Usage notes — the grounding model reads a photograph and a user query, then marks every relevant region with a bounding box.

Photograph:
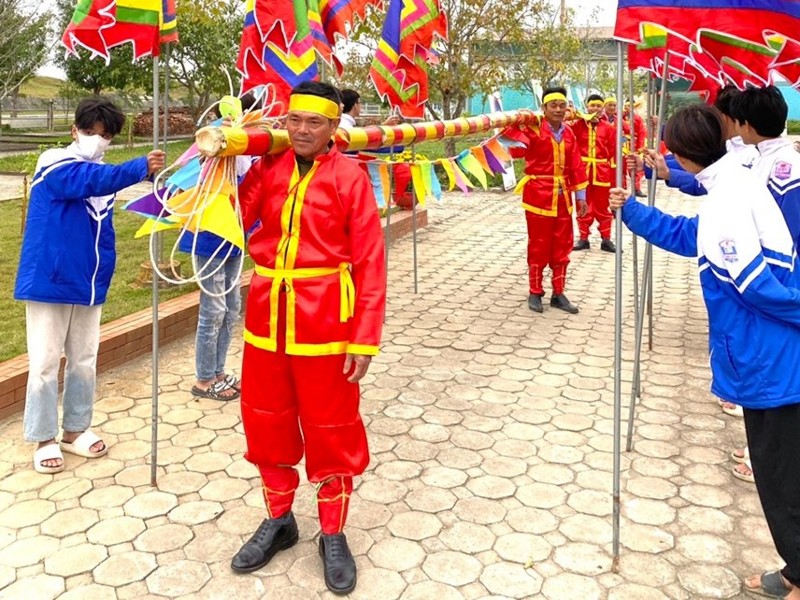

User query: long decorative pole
[626,53,670,452]
[410,140,419,294]
[150,54,161,487]
[612,40,625,572]
[629,67,641,403]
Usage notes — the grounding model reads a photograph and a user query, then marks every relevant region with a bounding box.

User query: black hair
[713,84,740,118]
[341,89,360,114]
[586,93,604,104]
[74,97,125,136]
[729,85,787,137]
[664,103,726,168]
[290,81,343,108]
[542,86,568,103]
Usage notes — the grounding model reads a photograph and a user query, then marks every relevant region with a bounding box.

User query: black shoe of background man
[319,533,357,595]
[600,239,616,253]
[231,512,299,573]
[550,294,579,314]
[528,294,544,313]
[635,189,647,198]
[573,239,590,251]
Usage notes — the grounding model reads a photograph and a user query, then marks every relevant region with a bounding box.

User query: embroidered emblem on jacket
[720,239,738,263]
[774,161,793,181]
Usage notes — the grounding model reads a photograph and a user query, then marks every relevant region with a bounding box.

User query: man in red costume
[606,96,647,197]
[572,93,617,253]
[230,81,385,595]
[503,86,588,314]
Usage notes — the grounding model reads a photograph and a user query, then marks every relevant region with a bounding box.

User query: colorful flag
[369,0,447,118]
[62,0,177,61]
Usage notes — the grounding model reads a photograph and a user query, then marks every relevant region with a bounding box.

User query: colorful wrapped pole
[195,110,539,157]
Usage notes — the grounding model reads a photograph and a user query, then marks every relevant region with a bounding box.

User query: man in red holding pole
[230,81,386,596]
[503,86,589,314]
[572,93,617,253]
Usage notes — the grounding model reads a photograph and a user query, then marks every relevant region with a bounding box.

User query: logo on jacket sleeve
[774,161,793,181]
[719,239,738,262]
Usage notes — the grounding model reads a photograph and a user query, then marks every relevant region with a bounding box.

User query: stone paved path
[0,187,778,599]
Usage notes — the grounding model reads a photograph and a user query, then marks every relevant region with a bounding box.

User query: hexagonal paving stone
[184,452,233,474]
[44,542,107,576]
[198,478,251,502]
[156,470,209,495]
[398,580,466,600]
[80,485,135,509]
[124,490,179,518]
[93,551,157,586]
[0,470,54,493]
[134,523,194,553]
[146,559,211,596]
[57,584,117,600]
[368,537,426,571]
[41,507,98,537]
[0,573,64,600]
[495,532,553,564]
[480,562,542,599]
[87,516,146,545]
[405,487,457,513]
[553,542,613,576]
[0,535,60,568]
[168,500,224,525]
[387,512,443,541]
[422,550,482,587]
[0,498,56,527]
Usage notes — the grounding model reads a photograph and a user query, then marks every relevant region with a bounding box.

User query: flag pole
[612,39,625,572]
[628,65,641,404]
[626,53,670,452]
[150,53,161,487]
[411,138,419,294]
[385,149,395,288]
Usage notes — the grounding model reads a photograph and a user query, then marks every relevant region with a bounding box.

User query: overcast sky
[37,0,617,79]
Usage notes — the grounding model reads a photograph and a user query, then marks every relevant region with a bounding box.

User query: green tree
[168,0,244,119]
[0,0,53,103]
[55,0,153,95]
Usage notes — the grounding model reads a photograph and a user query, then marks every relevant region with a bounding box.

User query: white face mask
[75,132,111,161]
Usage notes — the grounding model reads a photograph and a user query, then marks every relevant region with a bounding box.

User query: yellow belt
[581,157,608,163]
[254,263,355,323]
[514,174,565,195]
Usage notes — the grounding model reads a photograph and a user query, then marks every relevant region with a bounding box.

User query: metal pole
[628,66,641,403]
[150,54,161,487]
[411,141,419,294]
[626,53,670,452]
[612,40,625,572]
[385,150,395,287]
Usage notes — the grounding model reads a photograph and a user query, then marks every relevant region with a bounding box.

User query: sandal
[34,443,65,474]
[221,374,241,393]
[731,447,749,464]
[719,400,743,417]
[744,570,791,598]
[60,430,108,458]
[191,379,240,401]
[733,460,755,484]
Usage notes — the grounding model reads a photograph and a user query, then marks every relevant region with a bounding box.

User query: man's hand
[343,354,373,383]
[643,149,670,180]
[146,150,166,177]
[609,187,628,211]
[625,154,643,174]
[576,200,589,217]
[382,115,401,126]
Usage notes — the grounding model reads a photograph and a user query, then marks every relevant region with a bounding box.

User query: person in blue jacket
[15,97,165,474]
[610,103,800,600]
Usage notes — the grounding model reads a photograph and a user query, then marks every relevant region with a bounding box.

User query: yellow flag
[410,163,427,207]
[189,192,245,249]
[459,153,488,189]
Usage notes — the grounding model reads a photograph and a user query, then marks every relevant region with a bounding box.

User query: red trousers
[525,208,572,296]
[240,295,369,534]
[577,184,612,240]
[635,169,644,191]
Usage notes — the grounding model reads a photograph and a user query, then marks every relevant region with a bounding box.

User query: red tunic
[238,145,385,356]
[502,118,588,217]
[570,116,617,187]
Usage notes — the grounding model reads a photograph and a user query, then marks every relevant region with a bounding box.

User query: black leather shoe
[231,512,299,573]
[528,294,543,313]
[600,239,616,253]
[573,239,590,251]
[319,533,357,595]
[635,189,646,198]
[550,294,579,314]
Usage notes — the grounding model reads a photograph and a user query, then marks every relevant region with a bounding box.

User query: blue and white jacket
[14,144,149,306]
[752,137,800,245]
[621,157,800,409]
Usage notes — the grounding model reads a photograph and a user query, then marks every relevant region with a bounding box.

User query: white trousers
[23,301,102,442]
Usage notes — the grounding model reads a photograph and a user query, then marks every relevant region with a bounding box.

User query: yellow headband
[542,92,567,105]
[288,94,340,119]
[587,101,604,109]
[604,97,617,105]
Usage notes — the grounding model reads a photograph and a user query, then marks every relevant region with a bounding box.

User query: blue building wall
[777,83,800,120]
